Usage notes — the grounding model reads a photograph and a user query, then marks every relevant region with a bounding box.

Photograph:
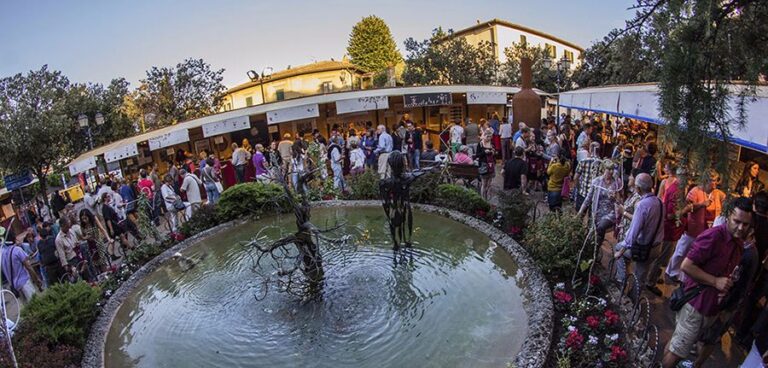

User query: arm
[21,254,42,288]
[681,257,733,292]
[94,216,112,242]
[578,183,596,216]
[55,237,68,268]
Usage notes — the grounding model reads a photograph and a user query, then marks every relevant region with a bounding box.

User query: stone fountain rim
[83,200,553,368]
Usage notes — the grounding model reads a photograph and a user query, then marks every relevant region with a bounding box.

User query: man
[1,228,42,303]
[179,169,202,218]
[613,173,664,293]
[662,197,753,368]
[231,142,250,183]
[665,172,718,284]
[573,142,602,209]
[734,190,768,348]
[421,141,438,162]
[464,118,480,155]
[277,133,294,172]
[54,217,82,280]
[503,146,528,192]
[512,122,527,144]
[407,123,423,170]
[499,117,513,162]
[514,127,531,151]
[449,120,465,153]
[373,125,393,179]
[37,223,65,286]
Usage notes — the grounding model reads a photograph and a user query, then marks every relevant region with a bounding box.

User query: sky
[1,0,636,89]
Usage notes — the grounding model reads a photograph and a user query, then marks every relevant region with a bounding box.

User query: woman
[161,174,184,232]
[475,135,496,200]
[349,141,366,176]
[100,193,132,256]
[578,159,622,251]
[361,128,377,169]
[328,137,345,190]
[546,154,571,211]
[735,161,765,198]
[291,144,309,193]
[201,157,222,204]
[265,141,283,179]
[78,209,112,272]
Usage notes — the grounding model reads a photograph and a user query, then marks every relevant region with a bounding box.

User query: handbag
[630,197,663,262]
[669,285,704,312]
[478,163,489,176]
[173,198,185,211]
[561,176,571,197]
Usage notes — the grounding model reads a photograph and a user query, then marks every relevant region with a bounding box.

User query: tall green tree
[499,42,574,92]
[402,28,499,85]
[0,66,72,206]
[134,58,226,129]
[347,15,402,73]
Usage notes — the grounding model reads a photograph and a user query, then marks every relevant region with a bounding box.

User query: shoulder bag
[669,285,704,312]
[631,197,663,262]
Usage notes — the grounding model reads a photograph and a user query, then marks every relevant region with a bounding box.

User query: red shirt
[683,224,743,316]
[137,178,154,200]
[663,180,684,241]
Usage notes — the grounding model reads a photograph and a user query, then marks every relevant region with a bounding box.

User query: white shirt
[161,184,178,210]
[499,123,513,139]
[180,174,202,204]
[515,136,527,149]
[450,125,464,144]
[350,148,365,169]
[232,148,250,166]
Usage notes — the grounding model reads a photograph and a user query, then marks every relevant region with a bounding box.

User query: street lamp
[543,56,571,124]
[78,112,106,150]
[247,67,273,105]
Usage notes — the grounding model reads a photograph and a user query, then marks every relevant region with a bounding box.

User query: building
[222,59,369,111]
[448,19,584,69]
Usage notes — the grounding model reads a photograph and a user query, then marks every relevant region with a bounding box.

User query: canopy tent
[68,84,550,174]
[559,83,768,153]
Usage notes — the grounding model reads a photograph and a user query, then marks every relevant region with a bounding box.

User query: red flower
[604,309,620,326]
[565,329,584,349]
[609,345,627,362]
[475,209,487,218]
[508,225,522,235]
[589,274,601,286]
[586,315,601,329]
[322,194,334,200]
[554,291,573,304]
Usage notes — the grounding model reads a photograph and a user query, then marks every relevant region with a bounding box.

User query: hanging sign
[104,143,139,163]
[148,129,190,151]
[202,115,250,137]
[336,96,389,114]
[267,104,319,125]
[69,156,97,176]
[3,170,34,191]
[403,92,452,108]
[467,91,507,105]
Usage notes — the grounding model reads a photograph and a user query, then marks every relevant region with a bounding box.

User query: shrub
[497,189,536,238]
[217,182,289,221]
[5,329,81,368]
[523,209,588,279]
[409,171,442,203]
[180,204,223,237]
[345,168,380,200]
[434,184,490,215]
[20,282,101,347]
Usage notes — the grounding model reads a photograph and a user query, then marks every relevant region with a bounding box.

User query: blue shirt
[1,244,30,291]
[120,184,135,204]
[375,132,393,154]
[513,129,523,143]
[490,119,500,134]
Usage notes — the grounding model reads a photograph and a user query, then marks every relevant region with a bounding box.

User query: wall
[495,26,582,68]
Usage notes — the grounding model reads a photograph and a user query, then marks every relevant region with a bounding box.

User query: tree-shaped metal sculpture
[379,151,431,250]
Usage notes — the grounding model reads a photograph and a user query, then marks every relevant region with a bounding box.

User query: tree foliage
[133,58,226,129]
[0,65,72,204]
[499,42,574,92]
[402,28,499,85]
[347,15,402,73]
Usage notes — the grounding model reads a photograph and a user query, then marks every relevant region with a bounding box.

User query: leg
[613,243,628,283]
[647,240,674,286]
[412,149,421,170]
[666,233,695,281]
[663,303,707,368]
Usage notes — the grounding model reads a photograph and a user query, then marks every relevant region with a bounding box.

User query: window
[322,81,333,93]
[276,89,285,101]
[545,43,556,59]
[245,96,253,107]
[519,34,527,46]
[564,50,574,63]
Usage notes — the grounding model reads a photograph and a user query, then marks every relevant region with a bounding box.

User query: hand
[616,204,625,215]
[713,276,733,293]
[703,199,712,207]
[614,249,625,259]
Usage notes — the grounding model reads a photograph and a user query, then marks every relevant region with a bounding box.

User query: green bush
[345,168,380,200]
[180,204,223,237]
[523,209,588,279]
[409,171,442,203]
[434,184,490,215]
[497,189,536,237]
[217,182,289,221]
[20,282,101,347]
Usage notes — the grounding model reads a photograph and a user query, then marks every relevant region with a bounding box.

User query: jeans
[204,182,220,204]
[332,164,345,190]
[666,233,696,281]
[594,218,614,252]
[234,165,245,183]
[411,149,421,170]
[501,138,512,162]
[547,191,563,211]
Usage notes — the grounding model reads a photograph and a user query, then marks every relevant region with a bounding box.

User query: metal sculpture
[379,151,431,250]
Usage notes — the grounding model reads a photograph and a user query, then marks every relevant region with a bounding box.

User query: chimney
[521,57,533,90]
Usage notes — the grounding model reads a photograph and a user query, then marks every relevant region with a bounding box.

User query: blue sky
[1,0,636,88]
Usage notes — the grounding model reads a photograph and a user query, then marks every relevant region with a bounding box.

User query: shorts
[668,303,718,358]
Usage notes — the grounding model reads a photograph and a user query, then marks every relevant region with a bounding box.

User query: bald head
[635,173,653,193]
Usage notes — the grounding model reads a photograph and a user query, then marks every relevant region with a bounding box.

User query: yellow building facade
[222,60,368,111]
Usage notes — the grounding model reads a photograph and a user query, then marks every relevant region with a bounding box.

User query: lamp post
[78,112,106,150]
[247,67,273,105]
[543,56,571,124]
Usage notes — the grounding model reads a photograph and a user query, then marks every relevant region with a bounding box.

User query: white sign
[148,129,190,151]
[202,115,250,137]
[104,143,139,163]
[335,96,389,114]
[267,104,319,125]
[467,91,507,105]
[69,156,97,176]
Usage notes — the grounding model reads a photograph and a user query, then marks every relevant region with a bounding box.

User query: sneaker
[646,285,663,297]
[677,360,694,368]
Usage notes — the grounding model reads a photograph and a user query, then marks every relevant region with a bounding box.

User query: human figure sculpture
[379,151,431,250]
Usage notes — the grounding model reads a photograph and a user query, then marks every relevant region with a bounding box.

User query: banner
[3,170,33,191]
[202,115,251,137]
[267,104,319,124]
[69,156,97,176]
[466,91,507,105]
[148,129,190,150]
[336,96,389,114]
[104,143,139,163]
[403,92,452,108]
